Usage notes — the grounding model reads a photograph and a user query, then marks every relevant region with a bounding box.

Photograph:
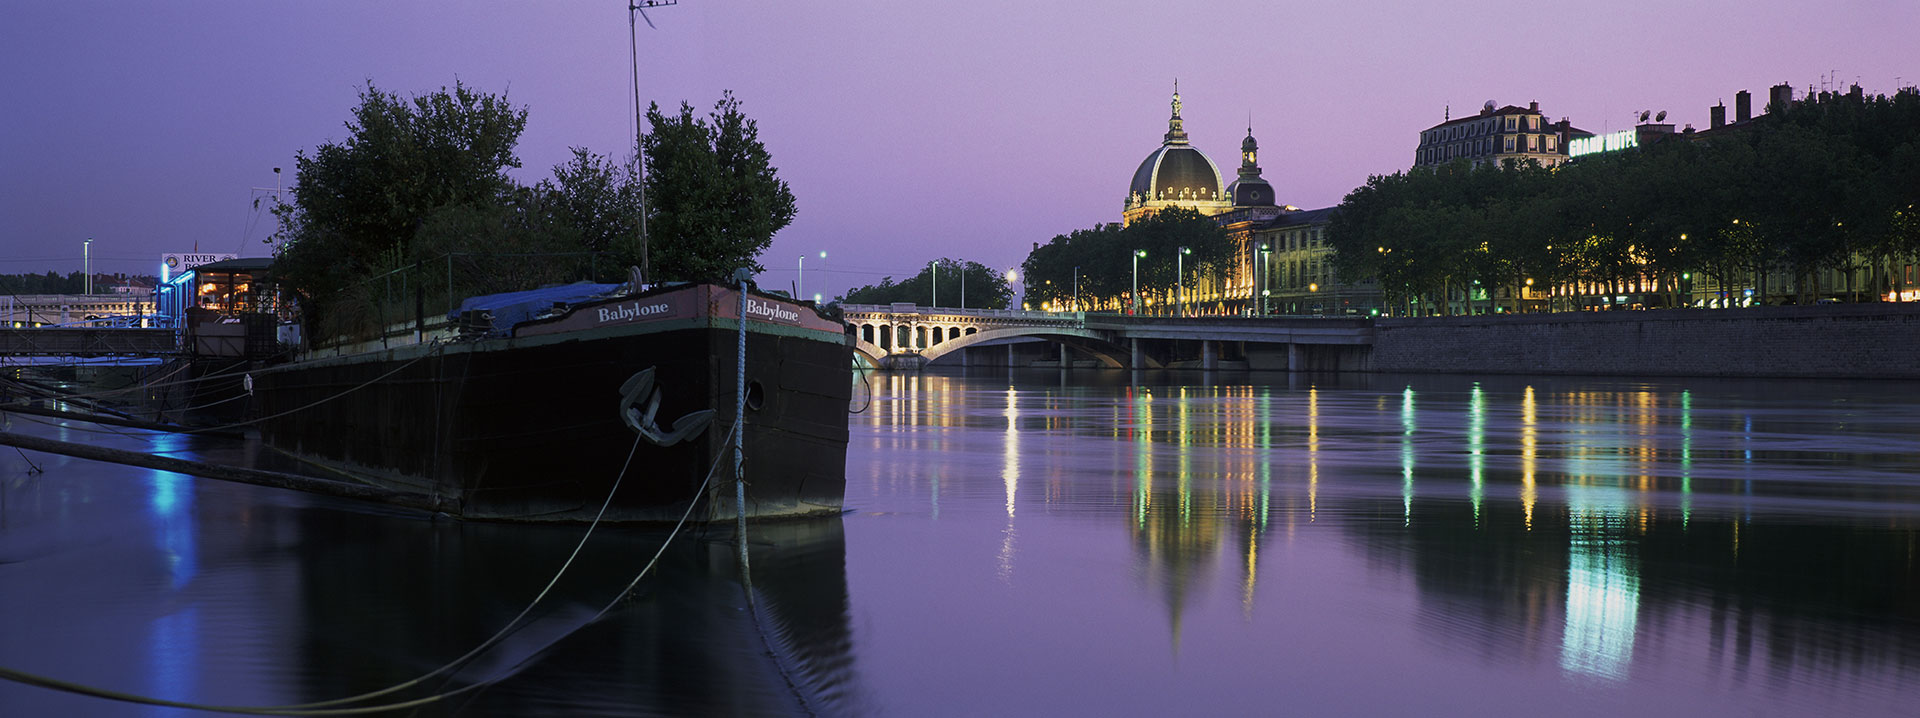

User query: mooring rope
[0,418,740,716]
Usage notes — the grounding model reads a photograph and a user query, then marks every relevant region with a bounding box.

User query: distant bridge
[0,328,180,358]
[839,304,1374,371]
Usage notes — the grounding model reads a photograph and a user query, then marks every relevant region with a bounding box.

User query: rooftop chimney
[1769,83,1794,113]
[1711,102,1726,129]
[1529,100,1539,111]
[1735,90,1752,122]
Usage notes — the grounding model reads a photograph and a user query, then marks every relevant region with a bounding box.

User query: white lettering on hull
[597,302,673,324]
[744,298,801,324]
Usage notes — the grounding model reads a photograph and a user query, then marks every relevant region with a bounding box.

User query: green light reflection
[1469,383,1484,525]
[1560,485,1641,680]
[1401,386,1415,525]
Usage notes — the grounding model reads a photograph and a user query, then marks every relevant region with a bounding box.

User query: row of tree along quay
[270,82,795,342]
[836,259,1015,310]
[1328,88,1920,316]
[1016,207,1231,314]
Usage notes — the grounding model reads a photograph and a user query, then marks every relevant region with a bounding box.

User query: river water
[3,370,1918,716]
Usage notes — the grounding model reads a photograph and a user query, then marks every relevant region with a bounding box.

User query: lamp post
[1257,242,1272,315]
[1177,246,1192,317]
[1072,265,1080,312]
[797,250,825,302]
[1131,249,1146,315]
[1006,269,1019,310]
[84,237,93,295]
[930,260,937,307]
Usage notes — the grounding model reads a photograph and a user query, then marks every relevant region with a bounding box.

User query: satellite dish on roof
[1483,100,1496,112]
[1655,110,1667,122]
[1639,110,1652,122]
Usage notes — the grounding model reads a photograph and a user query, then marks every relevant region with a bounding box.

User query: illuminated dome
[1127,86,1224,203]
[1130,145,1224,202]
[1122,85,1231,226]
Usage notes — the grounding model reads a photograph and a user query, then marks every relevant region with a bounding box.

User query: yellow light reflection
[1307,387,1318,522]
[1522,385,1537,530]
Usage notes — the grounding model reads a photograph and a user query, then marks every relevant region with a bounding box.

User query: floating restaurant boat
[249,279,852,523]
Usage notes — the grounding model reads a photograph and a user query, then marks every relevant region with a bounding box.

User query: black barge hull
[252,285,851,522]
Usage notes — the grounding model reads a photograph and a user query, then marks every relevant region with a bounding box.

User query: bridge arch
[852,340,884,368]
[917,326,1143,368]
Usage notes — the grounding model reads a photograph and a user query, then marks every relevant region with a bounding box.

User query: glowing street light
[797,250,826,303]
[83,237,93,295]
[1131,249,1147,314]
[930,259,938,307]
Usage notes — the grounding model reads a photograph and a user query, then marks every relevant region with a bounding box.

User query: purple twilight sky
[3,1,1915,300]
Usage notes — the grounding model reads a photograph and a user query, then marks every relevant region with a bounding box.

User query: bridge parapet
[837,304,1376,366]
[0,328,180,357]
[839,304,1084,328]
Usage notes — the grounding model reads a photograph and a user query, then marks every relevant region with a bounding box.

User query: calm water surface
[3,370,1918,716]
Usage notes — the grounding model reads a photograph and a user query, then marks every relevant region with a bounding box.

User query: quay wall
[1369,304,1920,379]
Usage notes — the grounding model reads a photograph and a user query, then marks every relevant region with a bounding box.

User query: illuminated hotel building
[1114,87,1381,315]
[1413,101,1589,169]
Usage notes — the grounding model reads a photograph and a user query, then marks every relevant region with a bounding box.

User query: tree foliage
[641,92,797,283]
[1328,88,1920,311]
[1018,207,1231,310]
[539,147,641,256]
[271,82,797,341]
[272,81,530,334]
[839,259,1013,309]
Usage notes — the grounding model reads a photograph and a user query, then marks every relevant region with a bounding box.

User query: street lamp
[1177,246,1192,317]
[798,250,825,302]
[1131,249,1146,315]
[1257,242,1272,315]
[930,260,938,308]
[84,237,93,295]
[1072,265,1080,312]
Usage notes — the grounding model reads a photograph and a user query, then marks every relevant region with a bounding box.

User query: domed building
[1105,86,1379,317]
[1122,86,1240,225]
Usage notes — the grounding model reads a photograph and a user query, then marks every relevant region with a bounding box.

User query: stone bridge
[839,303,1375,371]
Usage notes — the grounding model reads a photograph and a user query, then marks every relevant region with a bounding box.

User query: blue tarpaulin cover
[450,282,622,336]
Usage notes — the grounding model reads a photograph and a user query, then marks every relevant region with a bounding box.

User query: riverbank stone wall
[1370,304,1920,379]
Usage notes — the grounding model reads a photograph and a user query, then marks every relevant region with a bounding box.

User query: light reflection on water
[2,370,1918,716]
[847,370,1920,716]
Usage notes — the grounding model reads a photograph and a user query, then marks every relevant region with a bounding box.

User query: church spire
[1164,80,1190,145]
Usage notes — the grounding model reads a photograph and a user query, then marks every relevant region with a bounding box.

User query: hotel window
[1547,136,1557,152]
[1528,116,1540,131]
[1505,116,1518,132]
[1504,136,1516,153]
[1528,135,1538,152]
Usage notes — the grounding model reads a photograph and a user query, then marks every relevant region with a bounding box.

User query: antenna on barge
[629,1,678,283]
